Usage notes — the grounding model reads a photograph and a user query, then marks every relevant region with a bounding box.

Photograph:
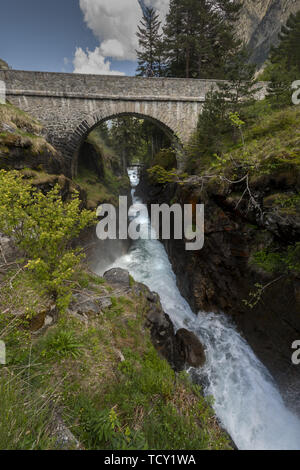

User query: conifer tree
[270,11,300,74]
[218,47,257,111]
[136,7,162,77]
[162,0,242,79]
[161,0,185,77]
[263,11,300,107]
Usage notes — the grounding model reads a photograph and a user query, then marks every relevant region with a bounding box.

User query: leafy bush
[252,243,300,275]
[79,404,148,450]
[147,165,178,184]
[152,148,177,170]
[0,170,96,309]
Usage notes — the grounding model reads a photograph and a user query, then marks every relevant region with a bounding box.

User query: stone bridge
[0,70,266,175]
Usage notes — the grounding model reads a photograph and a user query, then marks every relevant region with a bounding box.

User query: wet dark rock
[104,268,131,288]
[133,281,204,371]
[175,329,206,368]
[68,290,112,317]
[79,141,105,180]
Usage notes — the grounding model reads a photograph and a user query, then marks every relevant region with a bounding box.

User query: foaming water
[94,167,300,450]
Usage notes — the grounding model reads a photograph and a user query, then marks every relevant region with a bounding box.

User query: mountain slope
[236,0,300,66]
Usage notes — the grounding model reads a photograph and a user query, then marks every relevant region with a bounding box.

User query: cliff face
[236,0,300,66]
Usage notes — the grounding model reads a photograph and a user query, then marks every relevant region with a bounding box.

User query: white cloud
[73,0,170,75]
[143,0,169,22]
[79,0,143,61]
[73,46,125,75]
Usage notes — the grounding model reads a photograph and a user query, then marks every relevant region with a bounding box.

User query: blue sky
[0,0,168,76]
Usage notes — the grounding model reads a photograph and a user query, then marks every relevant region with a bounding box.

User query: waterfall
[93,167,300,450]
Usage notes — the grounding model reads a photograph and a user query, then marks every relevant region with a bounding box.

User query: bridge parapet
[0,70,267,176]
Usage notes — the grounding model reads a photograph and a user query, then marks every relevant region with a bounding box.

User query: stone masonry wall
[0,70,267,175]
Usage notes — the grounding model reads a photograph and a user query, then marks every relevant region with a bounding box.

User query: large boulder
[175,329,206,368]
[103,269,207,371]
[103,268,131,288]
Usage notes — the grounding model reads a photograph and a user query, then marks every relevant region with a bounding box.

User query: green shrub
[0,170,96,309]
[252,243,300,275]
[147,165,178,184]
[78,403,148,450]
[152,148,177,170]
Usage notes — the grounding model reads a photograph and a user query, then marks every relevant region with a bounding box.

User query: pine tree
[109,117,146,170]
[186,47,258,172]
[265,60,295,107]
[263,11,300,107]
[136,7,162,77]
[187,88,230,173]
[162,0,242,79]
[218,47,257,112]
[162,0,186,77]
[270,11,300,74]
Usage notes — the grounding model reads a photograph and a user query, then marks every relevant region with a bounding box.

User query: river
[94,167,300,450]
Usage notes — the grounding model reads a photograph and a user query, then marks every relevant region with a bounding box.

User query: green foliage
[264,60,298,108]
[263,11,300,107]
[187,102,300,176]
[274,192,300,209]
[40,329,84,360]
[147,165,178,184]
[270,11,300,75]
[71,345,230,450]
[251,250,284,274]
[0,170,96,308]
[244,243,300,308]
[0,373,53,449]
[0,102,42,135]
[252,243,300,275]
[242,283,265,309]
[79,403,148,450]
[186,48,258,174]
[186,90,230,172]
[0,268,231,450]
[152,147,177,170]
[161,0,242,79]
[229,112,245,129]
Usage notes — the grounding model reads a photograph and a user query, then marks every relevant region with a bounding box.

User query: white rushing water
[94,167,300,450]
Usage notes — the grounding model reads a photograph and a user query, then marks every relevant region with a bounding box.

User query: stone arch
[66,102,183,177]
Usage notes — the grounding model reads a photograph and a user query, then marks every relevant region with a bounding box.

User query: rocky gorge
[135,106,300,415]
[0,100,233,450]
